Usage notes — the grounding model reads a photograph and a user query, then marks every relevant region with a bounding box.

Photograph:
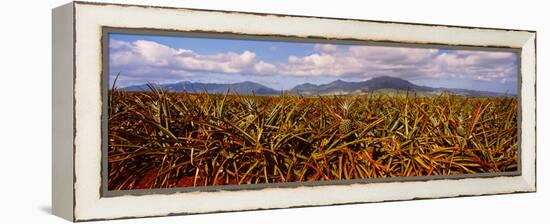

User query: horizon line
[112,75,516,94]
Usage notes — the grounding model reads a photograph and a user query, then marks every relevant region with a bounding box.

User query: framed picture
[52,1,536,222]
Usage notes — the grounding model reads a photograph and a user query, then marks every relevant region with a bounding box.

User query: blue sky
[110,34,315,64]
[109,33,518,93]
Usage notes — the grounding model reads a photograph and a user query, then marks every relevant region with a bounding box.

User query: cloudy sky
[109,33,518,93]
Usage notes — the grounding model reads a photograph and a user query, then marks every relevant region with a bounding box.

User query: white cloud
[432,50,517,81]
[313,44,338,53]
[173,51,257,74]
[349,46,436,63]
[110,39,276,77]
[281,45,440,78]
[282,45,516,82]
[110,39,517,87]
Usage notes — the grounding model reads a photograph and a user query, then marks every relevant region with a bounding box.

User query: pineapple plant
[338,98,355,134]
[149,100,161,124]
[456,115,466,137]
[240,98,257,127]
[108,86,519,190]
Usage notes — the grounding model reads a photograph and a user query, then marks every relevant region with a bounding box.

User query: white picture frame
[52,1,536,221]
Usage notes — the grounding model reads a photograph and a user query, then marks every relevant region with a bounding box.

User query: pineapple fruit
[338,99,355,134]
[339,119,353,134]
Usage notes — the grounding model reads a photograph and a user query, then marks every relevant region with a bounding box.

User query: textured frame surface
[64,1,536,221]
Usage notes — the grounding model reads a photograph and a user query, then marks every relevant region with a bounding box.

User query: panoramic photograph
[106,33,519,191]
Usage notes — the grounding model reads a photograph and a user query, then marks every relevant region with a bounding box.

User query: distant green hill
[123,76,511,97]
[289,76,510,97]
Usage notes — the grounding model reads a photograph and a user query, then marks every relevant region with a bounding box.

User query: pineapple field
[107,86,519,190]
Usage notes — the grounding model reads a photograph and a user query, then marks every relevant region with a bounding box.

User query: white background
[0,0,546,223]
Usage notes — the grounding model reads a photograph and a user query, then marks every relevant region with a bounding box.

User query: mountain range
[123,76,511,97]
[125,80,280,95]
